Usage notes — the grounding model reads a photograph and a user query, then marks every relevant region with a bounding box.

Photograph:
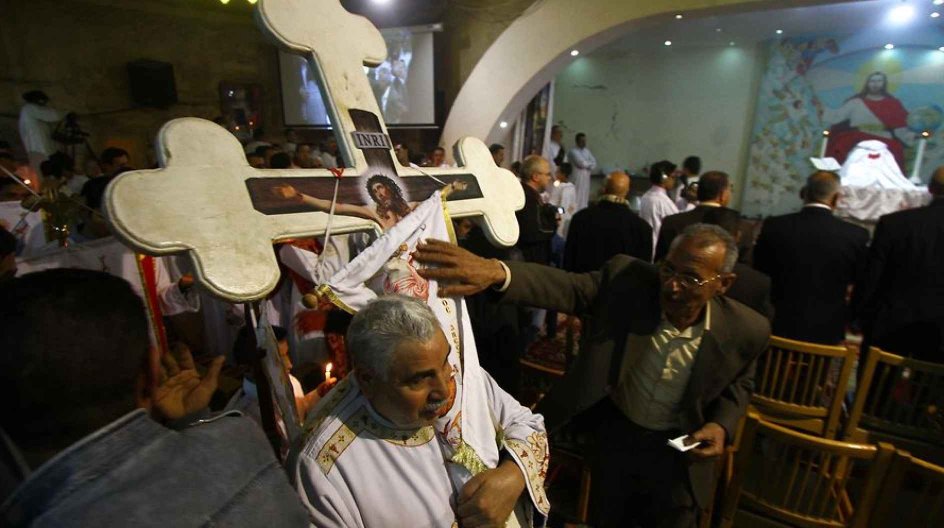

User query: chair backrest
[752,336,855,438]
[871,451,944,526]
[844,347,944,449]
[721,412,894,528]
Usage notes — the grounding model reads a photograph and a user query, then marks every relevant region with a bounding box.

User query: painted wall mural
[742,31,944,217]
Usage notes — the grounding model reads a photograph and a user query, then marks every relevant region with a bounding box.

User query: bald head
[803,171,841,207]
[930,166,944,197]
[604,171,630,198]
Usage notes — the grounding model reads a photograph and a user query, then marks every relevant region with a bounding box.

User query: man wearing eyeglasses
[414,223,770,528]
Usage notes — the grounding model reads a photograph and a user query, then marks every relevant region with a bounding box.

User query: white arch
[440,0,824,152]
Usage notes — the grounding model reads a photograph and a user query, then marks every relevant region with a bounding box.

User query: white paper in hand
[810,157,841,171]
[667,434,702,452]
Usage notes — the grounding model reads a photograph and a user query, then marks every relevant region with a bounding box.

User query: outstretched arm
[272,184,382,224]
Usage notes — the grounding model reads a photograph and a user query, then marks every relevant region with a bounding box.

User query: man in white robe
[567,133,597,210]
[542,125,566,177]
[292,296,549,528]
[18,91,62,173]
[639,160,680,259]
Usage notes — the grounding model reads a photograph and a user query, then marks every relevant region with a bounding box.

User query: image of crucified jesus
[271,174,467,230]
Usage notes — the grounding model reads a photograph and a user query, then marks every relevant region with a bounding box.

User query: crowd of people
[2,87,943,528]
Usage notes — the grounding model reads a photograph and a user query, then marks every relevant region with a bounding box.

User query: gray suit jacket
[501,256,770,507]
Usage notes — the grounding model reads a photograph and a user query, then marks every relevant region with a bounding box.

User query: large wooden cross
[104,0,523,303]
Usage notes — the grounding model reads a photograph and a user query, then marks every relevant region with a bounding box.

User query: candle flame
[325,362,333,378]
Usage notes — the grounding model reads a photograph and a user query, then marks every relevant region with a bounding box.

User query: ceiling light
[729,41,736,46]
[884,43,895,49]
[570,49,579,56]
[940,46,944,52]
[715,28,723,32]
[247,0,257,3]
[776,29,784,34]
[675,14,683,19]
[932,12,941,18]
[664,40,673,46]
[499,121,508,129]
[935,0,943,5]
[219,0,230,4]
[371,0,392,4]
[888,4,916,24]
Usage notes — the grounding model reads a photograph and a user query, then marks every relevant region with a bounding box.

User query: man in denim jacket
[0,269,311,527]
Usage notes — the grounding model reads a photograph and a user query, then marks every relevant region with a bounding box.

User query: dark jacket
[753,206,869,345]
[655,205,741,262]
[515,183,555,264]
[856,198,944,358]
[501,256,770,508]
[564,200,652,272]
[727,263,774,320]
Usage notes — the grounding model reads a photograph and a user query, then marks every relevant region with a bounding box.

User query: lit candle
[819,130,830,158]
[325,362,334,381]
[910,131,930,184]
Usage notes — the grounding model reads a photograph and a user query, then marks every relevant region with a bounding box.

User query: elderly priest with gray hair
[291,295,549,528]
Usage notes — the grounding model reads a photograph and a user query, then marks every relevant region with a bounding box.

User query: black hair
[233,324,288,366]
[22,90,49,104]
[488,143,505,155]
[559,162,573,177]
[683,156,701,175]
[575,133,586,143]
[0,226,15,258]
[649,160,677,185]
[269,152,292,169]
[0,269,149,447]
[696,171,730,202]
[366,174,411,218]
[80,174,115,210]
[100,147,129,167]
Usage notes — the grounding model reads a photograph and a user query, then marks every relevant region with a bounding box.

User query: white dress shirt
[612,304,710,431]
[567,146,597,210]
[639,186,679,259]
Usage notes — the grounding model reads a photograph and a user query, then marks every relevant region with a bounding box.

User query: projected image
[280,27,434,126]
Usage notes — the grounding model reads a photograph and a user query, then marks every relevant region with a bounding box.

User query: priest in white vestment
[639,161,680,259]
[567,133,597,210]
[291,295,549,528]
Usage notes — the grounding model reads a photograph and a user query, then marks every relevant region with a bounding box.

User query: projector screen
[279,26,435,127]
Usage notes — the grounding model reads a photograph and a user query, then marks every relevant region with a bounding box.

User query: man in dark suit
[415,224,770,527]
[514,155,556,265]
[655,170,739,262]
[564,171,652,272]
[753,171,869,345]
[857,167,944,361]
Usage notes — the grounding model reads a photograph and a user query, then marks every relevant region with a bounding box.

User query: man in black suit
[857,167,944,361]
[514,155,556,265]
[564,171,652,272]
[753,171,869,345]
[415,224,770,527]
[655,170,739,262]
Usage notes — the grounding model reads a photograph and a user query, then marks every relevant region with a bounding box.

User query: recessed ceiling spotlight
[675,14,683,19]
[776,29,784,34]
[729,41,736,46]
[940,46,944,52]
[570,49,579,56]
[371,0,392,4]
[715,28,723,32]
[888,4,916,24]
[664,40,673,46]
[499,121,508,129]
[884,43,895,49]
[935,0,943,6]
[932,12,941,18]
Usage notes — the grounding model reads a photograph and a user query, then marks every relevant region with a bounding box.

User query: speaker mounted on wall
[127,59,178,108]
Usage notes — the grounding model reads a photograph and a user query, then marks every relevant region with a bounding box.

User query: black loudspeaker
[127,59,177,108]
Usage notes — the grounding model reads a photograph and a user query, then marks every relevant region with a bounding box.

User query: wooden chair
[752,336,856,438]
[871,450,944,527]
[720,412,894,528]
[844,347,944,464]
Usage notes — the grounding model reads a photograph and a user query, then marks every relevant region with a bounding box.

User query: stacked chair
[720,336,944,527]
